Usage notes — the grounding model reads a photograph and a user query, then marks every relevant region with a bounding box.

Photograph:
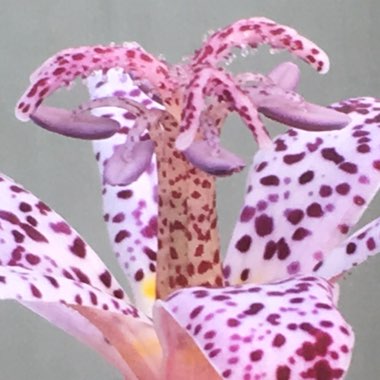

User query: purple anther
[260,102,351,131]
[104,139,155,186]
[184,140,245,176]
[30,105,120,139]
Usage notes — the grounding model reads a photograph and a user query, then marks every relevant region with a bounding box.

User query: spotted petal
[225,97,380,285]
[154,276,353,380]
[192,17,330,74]
[15,44,169,122]
[88,69,160,315]
[0,173,161,378]
[316,216,380,280]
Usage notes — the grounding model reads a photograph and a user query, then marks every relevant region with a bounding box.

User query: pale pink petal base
[22,301,137,378]
[154,302,221,380]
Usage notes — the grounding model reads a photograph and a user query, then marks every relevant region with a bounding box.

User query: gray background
[0,1,379,379]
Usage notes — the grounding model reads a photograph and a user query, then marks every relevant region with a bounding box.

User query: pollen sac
[30,105,120,139]
[103,139,155,186]
[260,102,351,132]
[183,140,245,176]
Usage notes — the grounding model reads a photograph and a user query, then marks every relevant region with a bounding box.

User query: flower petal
[225,97,380,284]
[0,173,126,300]
[154,276,353,380]
[15,44,169,122]
[316,217,380,280]
[192,17,330,74]
[88,69,160,315]
[0,173,161,377]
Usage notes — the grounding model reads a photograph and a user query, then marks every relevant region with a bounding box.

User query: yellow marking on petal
[142,274,157,300]
[131,334,162,358]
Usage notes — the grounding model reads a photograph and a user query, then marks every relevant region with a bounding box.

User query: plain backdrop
[0,1,379,379]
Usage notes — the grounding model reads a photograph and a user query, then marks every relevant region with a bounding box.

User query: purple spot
[30,284,42,298]
[50,221,71,235]
[321,147,344,164]
[353,195,365,206]
[70,237,87,258]
[99,271,112,288]
[366,238,376,250]
[257,200,268,211]
[190,305,204,319]
[339,162,358,174]
[286,209,304,225]
[346,242,356,255]
[336,183,350,195]
[21,224,48,243]
[299,170,314,185]
[255,214,274,236]
[283,152,305,165]
[240,268,250,282]
[275,139,287,151]
[263,240,277,260]
[359,175,370,184]
[319,185,332,197]
[268,194,279,202]
[235,235,252,253]
[244,303,264,315]
[357,144,370,153]
[240,206,256,222]
[72,267,91,284]
[287,261,300,275]
[250,349,263,362]
[306,203,324,217]
[256,161,268,172]
[223,265,231,278]
[277,238,290,260]
[292,227,311,241]
[260,175,280,186]
[227,318,241,327]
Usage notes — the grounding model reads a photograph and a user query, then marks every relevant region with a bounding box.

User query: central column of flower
[151,112,223,299]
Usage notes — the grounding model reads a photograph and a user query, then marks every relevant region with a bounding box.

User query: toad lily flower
[5,17,378,379]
